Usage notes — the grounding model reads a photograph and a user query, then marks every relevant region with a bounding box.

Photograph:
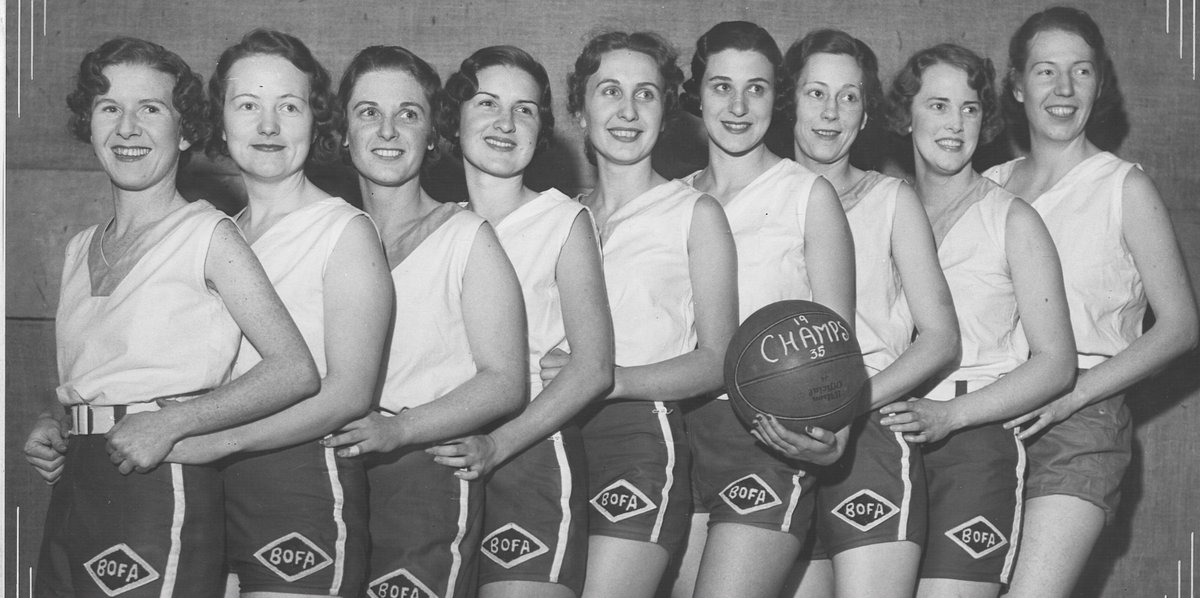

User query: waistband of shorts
[923,379,984,401]
[68,389,209,435]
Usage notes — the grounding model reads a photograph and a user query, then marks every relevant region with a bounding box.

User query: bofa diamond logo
[719,474,782,514]
[83,544,159,596]
[253,532,332,582]
[945,515,1008,559]
[590,479,657,522]
[368,568,438,598]
[481,523,549,569]
[832,489,899,532]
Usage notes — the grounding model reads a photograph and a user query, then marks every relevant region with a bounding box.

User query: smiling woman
[26,37,318,597]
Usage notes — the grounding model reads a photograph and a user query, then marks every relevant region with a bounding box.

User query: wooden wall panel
[5,1,1198,596]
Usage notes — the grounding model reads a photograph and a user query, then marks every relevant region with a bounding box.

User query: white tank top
[233,197,367,379]
[984,152,1144,368]
[56,201,241,406]
[492,189,588,397]
[684,159,818,321]
[381,206,485,413]
[934,178,1028,396]
[598,180,701,367]
[843,172,913,374]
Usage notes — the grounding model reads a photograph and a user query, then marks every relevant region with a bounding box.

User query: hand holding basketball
[751,414,844,465]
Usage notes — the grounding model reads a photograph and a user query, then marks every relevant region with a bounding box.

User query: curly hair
[680,21,787,117]
[435,45,555,157]
[1001,6,1126,150]
[205,29,338,165]
[66,37,208,151]
[885,43,1004,145]
[782,29,883,129]
[336,45,442,164]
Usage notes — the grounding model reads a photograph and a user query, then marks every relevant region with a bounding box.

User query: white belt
[69,403,159,435]
[923,379,985,401]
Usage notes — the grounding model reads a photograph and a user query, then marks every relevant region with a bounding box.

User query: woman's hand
[751,414,844,466]
[322,412,403,458]
[426,434,502,481]
[1005,391,1086,440]
[25,413,69,484]
[880,398,960,444]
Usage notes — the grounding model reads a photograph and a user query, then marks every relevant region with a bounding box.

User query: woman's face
[458,64,541,180]
[1014,29,1098,145]
[793,52,866,167]
[346,69,433,188]
[699,48,776,157]
[90,63,188,192]
[579,49,665,166]
[222,54,314,182]
[910,62,983,178]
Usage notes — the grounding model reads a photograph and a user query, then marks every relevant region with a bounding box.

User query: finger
[886,422,926,434]
[454,467,481,481]
[1016,416,1051,441]
[902,433,927,443]
[1004,412,1037,430]
[431,455,471,469]
[25,442,61,461]
[117,459,135,475]
[797,422,835,445]
[323,429,365,449]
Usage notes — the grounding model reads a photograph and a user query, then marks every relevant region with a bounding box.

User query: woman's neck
[588,155,665,216]
[697,143,779,203]
[1021,133,1101,194]
[914,160,979,209]
[794,148,862,198]
[360,175,437,244]
[109,172,187,235]
[464,165,534,224]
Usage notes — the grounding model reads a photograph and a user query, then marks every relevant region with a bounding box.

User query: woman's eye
[841,93,859,103]
[634,88,656,101]
[712,82,731,93]
[964,105,980,115]
[143,105,161,114]
[238,101,257,111]
[281,103,300,114]
[398,109,419,122]
[601,86,619,97]
[748,84,766,95]
[359,107,378,118]
[516,105,535,116]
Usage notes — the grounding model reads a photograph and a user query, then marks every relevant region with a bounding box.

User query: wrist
[608,367,626,400]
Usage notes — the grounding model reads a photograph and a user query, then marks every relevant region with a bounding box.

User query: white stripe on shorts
[446,478,470,598]
[323,446,348,594]
[895,429,913,541]
[158,464,184,598]
[550,432,571,583]
[651,401,675,544]
[780,473,803,532]
[1001,431,1027,583]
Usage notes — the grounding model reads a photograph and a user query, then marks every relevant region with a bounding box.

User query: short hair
[1001,6,1125,150]
[336,45,442,163]
[205,29,338,164]
[435,45,555,156]
[66,37,207,150]
[782,29,883,127]
[885,43,1004,145]
[681,21,786,116]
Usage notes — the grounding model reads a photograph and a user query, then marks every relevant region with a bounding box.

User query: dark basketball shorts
[1023,392,1131,522]
[580,400,691,556]
[478,427,588,595]
[921,422,1025,584]
[223,441,368,596]
[808,410,927,558]
[37,435,225,598]
[687,397,816,541]
[366,446,483,598]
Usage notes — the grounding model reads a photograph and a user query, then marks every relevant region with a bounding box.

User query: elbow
[295,360,321,399]
[1048,353,1078,397]
[499,372,528,416]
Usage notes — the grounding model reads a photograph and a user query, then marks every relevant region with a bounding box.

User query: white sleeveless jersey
[984,152,1144,369]
[844,172,914,374]
[685,159,819,321]
[56,201,241,406]
[599,180,702,367]
[934,178,1028,395]
[234,197,368,379]
[492,189,589,397]
[382,206,485,413]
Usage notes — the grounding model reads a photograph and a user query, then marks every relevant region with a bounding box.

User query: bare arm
[109,219,321,472]
[325,223,529,456]
[607,195,738,402]
[165,216,392,462]
[430,212,615,478]
[865,183,960,410]
[882,199,1076,443]
[1008,168,1198,437]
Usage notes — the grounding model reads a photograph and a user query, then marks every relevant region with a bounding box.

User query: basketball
[725,300,869,432]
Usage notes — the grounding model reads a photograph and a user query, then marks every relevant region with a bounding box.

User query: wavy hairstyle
[336,45,442,163]
[1001,6,1126,150]
[681,21,787,116]
[435,45,555,156]
[885,43,1005,145]
[205,29,338,164]
[66,37,208,151]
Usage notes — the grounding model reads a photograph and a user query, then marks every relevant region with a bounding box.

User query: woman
[880,43,1076,598]
[983,8,1198,597]
[783,29,959,598]
[421,45,614,598]
[324,46,528,598]
[671,21,855,598]
[547,30,738,598]
[167,29,394,597]
[24,37,318,597]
